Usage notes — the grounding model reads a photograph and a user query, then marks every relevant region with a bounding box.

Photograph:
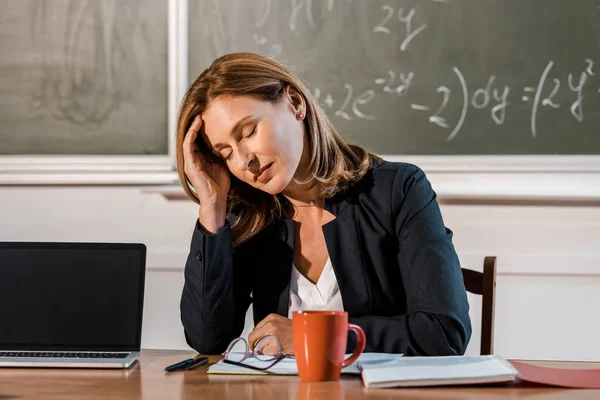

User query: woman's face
[201,90,306,195]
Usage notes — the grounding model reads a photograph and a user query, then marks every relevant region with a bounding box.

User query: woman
[177,52,471,356]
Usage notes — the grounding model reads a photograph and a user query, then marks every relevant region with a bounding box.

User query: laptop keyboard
[0,352,129,358]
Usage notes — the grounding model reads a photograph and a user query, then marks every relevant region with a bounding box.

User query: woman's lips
[255,163,273,183]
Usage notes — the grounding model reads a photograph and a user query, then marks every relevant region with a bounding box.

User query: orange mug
[292,311,366,381]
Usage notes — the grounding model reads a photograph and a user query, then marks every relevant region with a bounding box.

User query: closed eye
[244,125,257,139]
[219,123,257,160]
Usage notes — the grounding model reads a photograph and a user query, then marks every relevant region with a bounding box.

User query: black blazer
[180,160,472,355]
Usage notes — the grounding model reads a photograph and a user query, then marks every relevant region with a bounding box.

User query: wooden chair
[461,256,497,355]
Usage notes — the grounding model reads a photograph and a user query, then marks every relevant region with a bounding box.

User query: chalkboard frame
[390,154,600,199]
[389,155,600,172]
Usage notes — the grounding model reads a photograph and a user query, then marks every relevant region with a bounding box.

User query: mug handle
[341,323,366,368]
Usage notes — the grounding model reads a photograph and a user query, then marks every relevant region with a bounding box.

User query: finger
[185,115,202,143]
[183,116,203,163]
[260,341,280,356]
[247,329,262,351]
[183,116,202,156]
[253,336,281,355]
[248,323,275,351]
[254,313,279,331]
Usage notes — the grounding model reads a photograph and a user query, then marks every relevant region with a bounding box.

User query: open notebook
[208,352,404,375]
[360,355,519,389]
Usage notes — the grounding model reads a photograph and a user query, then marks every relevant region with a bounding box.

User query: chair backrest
[461,256,497,355]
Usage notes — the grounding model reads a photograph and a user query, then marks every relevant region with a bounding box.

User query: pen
[165,358,195,372]
[185,357,209,370]
[165,357,209,372]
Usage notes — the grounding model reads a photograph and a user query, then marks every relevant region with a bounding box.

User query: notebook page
[208,352,404,375]
[360,355,519,388]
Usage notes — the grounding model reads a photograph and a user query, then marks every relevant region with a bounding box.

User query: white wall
[1,184,599,361]
[447,204,600,361]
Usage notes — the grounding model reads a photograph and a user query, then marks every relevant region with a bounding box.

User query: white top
[288,257,345,318]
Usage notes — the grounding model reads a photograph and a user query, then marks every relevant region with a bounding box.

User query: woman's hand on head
[183,116,231,233]
[248,314,294,356]
[183,116,231,203]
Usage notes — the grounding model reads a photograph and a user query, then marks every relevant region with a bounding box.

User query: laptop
[0,242,146,368]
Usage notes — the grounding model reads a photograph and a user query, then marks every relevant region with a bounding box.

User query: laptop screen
[0,243,146,351]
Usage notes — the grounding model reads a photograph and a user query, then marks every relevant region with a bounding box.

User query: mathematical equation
[250,0,437,57]
[244,0,600,141]
[311,59,599,141]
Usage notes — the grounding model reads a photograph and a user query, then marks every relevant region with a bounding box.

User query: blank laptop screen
[0,243,146,351]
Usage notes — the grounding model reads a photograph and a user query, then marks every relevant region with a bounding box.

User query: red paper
[510,361,600,389]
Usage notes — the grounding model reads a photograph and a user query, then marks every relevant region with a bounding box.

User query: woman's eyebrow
[212,115,255,150]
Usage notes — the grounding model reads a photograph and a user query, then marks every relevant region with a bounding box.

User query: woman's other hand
[248,314,294,356]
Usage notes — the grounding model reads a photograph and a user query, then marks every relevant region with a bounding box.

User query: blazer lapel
[275,219,295,317]
[251,219,293,323]
[322,204,371,316]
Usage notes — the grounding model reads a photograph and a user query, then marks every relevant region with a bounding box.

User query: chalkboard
[188,0,600,155]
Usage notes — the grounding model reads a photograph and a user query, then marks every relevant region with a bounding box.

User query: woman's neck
[282,181,320,208]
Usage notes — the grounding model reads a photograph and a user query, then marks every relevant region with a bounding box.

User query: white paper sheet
[208,352,404,375]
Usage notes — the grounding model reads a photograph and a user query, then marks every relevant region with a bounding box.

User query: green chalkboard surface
[189,0,600,155]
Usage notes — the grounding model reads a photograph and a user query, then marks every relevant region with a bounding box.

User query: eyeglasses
[222,335,288,371]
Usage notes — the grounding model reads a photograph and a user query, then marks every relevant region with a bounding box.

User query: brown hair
[176,52,377,246]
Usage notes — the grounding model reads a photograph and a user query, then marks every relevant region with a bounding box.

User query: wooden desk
[0,350,599,399]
